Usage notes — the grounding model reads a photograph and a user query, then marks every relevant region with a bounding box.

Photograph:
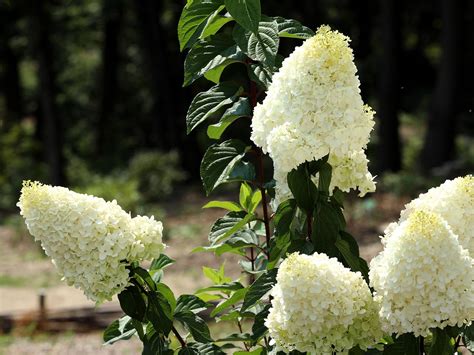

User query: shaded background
[1,0,473,211]
[0,0,473,352]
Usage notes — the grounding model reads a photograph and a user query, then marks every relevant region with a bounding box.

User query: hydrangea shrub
[17,1,474,354]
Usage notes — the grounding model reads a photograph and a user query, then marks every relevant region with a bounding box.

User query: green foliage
[128,151,186,202]
[200,139,249,195]
[0,122,46,212]
[69,150,185,212]
[224,0,261,33]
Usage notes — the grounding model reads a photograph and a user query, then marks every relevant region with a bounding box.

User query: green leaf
[226,229,259,248]
[178,1,225,51]
[156,283,177,313]
[103,316,136,345]
[274,199,297,235]
[211,288,248,316]
[247,62,273,89]
[318,162,332,193]
[184,33,246,86]
[118,286,147,321]
[207,97,251,139]
[133,267,157,292]
[202,264,231,284]
[142,329,167,355]
[196,281,244,294]
[430,328,453,355]
[226,160,256,183]
[268,232,290,269]
[336,231,369,280]
[147,292,173,336]
[235,349,265,355]
[175,294,211,314]
[287,164,318,212]
[181,343,225,355]
[200,12,233,39]
[251,304,270,340]
[193,243,246,256]
[233,20,279,66]
[241,268,277,311]
[201,139,249,195]
[248,190,262,213]
[215,333,254,342]
[239,182,253,209]
[312,200,343,257]
[175,311,213,343]
[273,16,314,39]
[224,0,261,33]
[186,82,242,134]
[203,200,243,212]
[150,254,175,271]
[209,211,255,245]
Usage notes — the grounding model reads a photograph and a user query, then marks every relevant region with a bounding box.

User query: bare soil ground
[0,189,408,354]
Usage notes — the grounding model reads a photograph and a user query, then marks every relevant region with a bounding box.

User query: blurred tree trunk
[420,0,462,171]
[97,0,123,156]
[0,8,22,129]
[30,0,65,185]
[351,0,372,102]
[1,36,22,129]
[133,0,175,149]
[376,0,402,173]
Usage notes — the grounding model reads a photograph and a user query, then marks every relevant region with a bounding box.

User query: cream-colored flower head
[17,181,165,303]
[399,175,474,255]
[251,25,375,201]
[369,210,474,337]
[266,252,382,353]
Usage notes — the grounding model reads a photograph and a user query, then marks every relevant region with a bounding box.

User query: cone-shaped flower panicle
[17,181,165,303]
[251,25,376,202]
[266,252,382,354]
[399,175,474,255]
[369,210,474,337]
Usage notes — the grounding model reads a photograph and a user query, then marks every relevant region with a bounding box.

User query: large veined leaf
[178,0,225,51]
[241,268,277,311]
[335,235,369,281]
[207,97,251,139]
[233,20,279,66]
[211,288,247,316]
[147,292,173,336]
[312,200,342,257]
[273,16,315,39]
[103,316,136,345]
[175,311,213,343]
[179,343,225,355]
[117,286,147,321]
[247,62,273,89]
[224,0,261,33]
[200,139,249,195]
[251,304,270,341]
[287,164,318,212]
[184,33,246,86]
[200,12,233,40]
[175,294,211,314]
[186,82,242,134]
[209,211,255,245]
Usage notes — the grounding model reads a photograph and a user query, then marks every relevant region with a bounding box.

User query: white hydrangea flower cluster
[251,25,376,203]
[399,175,474,255]
[18,181,165,303]
[266,252,382,354]
[369,210,474,337]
